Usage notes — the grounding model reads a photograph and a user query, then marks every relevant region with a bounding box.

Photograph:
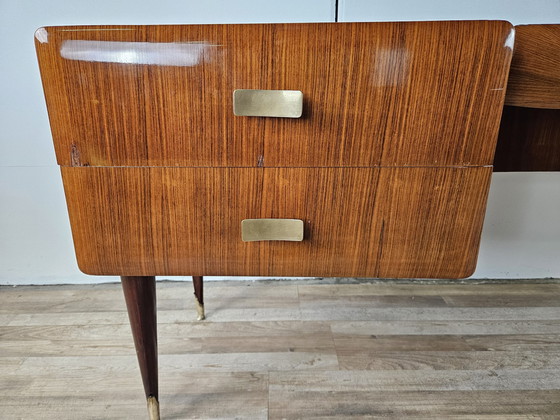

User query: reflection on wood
[36,21,512,167]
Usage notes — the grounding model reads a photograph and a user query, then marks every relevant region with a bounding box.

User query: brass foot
[195,299,205,321]
[147,396,160,420]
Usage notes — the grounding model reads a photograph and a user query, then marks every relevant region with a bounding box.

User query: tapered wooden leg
[121,276,160,420]
[192,276,205,320]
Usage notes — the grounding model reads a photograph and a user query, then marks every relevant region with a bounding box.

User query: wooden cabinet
[36,21,513,279]
[36,21,514,418]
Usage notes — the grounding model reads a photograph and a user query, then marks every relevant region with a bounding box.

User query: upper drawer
[36,21,513,168]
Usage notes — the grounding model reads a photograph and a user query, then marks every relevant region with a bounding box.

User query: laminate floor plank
[297,295,449,307]
[1,280,559,419]
[300,306,560,321]
[333,334,560,353]
[268,369,560,391]
[330,320,560,335]
[296,283,560,297]
[5,353,337,379]
[0,321,335,357]
[268,390,560,419]
[0,320,330,341]
[2,372,269,420]
[0,283,299,314]
[0,306,304,326]
[442,294,560,307]
[337,350,560,371]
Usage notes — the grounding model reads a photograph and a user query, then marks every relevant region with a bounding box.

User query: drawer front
[61,167,491,278]
[37,21,512,168]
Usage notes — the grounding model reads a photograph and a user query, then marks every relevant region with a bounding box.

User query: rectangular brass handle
[242,219,304,242]
[233,89,303,118]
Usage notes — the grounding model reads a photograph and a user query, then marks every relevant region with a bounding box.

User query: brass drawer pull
[233,89,303,118]
[241,219,304,242]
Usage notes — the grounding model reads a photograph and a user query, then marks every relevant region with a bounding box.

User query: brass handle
[233,89,303,118]
[241,219,304,242]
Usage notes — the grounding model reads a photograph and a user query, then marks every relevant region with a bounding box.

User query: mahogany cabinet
[36,21,513,278]
[36,21,513,419]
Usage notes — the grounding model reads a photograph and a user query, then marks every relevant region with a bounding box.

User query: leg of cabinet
[193,276,205,321]
[121,276,160,420]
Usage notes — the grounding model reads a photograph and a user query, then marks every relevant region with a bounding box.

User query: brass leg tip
[195,300,205,321]
[147,396,160,420]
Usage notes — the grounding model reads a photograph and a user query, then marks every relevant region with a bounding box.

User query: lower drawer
[61,166,491,278]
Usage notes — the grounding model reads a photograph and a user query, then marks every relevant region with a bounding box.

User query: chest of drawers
[36,21,513,418]
[37,21,513,279]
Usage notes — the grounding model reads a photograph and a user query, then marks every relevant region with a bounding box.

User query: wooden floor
[1,280,559,419]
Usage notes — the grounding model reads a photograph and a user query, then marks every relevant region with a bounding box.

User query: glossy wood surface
[374,167,491,278]
[36,21,513,168]
[504,24,560,109]
[494,106,560,171]
[61,166,491,279]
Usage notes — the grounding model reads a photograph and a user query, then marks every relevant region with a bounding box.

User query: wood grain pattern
[505,24,560,109]
[60,167,379,277]
[60,166,491,278]
[34,22,513,281]
[36,21,513,167]
[494,105,560,171]
[374,167,492,278]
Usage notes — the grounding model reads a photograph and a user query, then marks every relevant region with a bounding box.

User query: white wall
[475,173,560,279]
[0,0,558,285]
[0,0,335,285]
[339,0,560,24]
